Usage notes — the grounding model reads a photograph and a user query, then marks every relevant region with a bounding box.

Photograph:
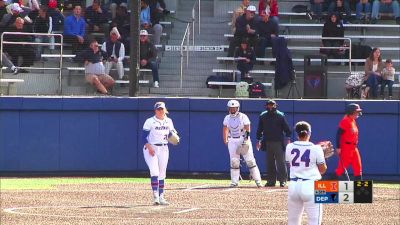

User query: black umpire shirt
[256,109,292,142]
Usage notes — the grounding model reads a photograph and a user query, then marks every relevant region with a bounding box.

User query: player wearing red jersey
[334,103,363,180]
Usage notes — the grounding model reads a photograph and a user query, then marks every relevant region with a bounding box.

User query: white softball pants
[228,137,261,184]
[143,145,169,180]
[288,179,323,225]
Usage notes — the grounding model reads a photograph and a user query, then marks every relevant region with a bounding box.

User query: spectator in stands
[321,12,345,59]
[140,29,160,88]
[85,0,109,38]
[0,0,8,21]
[3,17,34,73]
[63,5,88,54]
[228,5,258,57]
[82,39,115,95]
[380,58,396,98]
[0,3,31,32]
[111,4,130,53]
[20,0,40,19]
[110,0,127,19]
[310,0,326,22]
[371,0,400,24]
[328,0,352,23]
[362,47,384,99]
[235,39,255,81]
[33,5,54,60]
[258,0,279,24]
[141,0,163,45]
[147,0,170,25]
[355,0,372,23]
[1,52,19,74]
[46,0,64,32]
[101,27,126,80]
[232,0,250,33]
[63,0,84,14]
[256,10,278,57]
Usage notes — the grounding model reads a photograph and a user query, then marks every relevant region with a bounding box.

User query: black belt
[154,143,168,146]
[290,178,309,181]
[230,136,244,139]
[345,141,357,145]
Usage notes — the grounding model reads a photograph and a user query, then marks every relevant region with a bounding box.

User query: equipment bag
[235,82,250,98]
[249,82,266,98]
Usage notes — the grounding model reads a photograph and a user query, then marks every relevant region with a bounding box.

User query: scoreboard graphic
[314,180,373,203]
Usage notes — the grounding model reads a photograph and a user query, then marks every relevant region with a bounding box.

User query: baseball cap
[11,3,23,13]
[140,30,149,36]
[154,102,166,110]
[266,99,276,105]
[110,27,121,38]
[246,5,256,12]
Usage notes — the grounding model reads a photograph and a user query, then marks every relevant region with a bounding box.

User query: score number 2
[291,149,310,167]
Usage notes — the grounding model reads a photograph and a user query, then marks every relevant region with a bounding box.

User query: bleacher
[1,0,399,98]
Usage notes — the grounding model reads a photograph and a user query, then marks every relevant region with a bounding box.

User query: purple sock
[151,176,158,192]
[159,179,165,196]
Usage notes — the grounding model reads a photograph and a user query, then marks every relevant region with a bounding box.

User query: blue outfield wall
[0,97,399,179]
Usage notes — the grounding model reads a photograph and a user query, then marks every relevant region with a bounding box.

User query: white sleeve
[223,115,229,126]
[285,144,291,164]
[242,113,251,125]
[315,145,326,165]
[48,17,53,33]
[168,118,175,131]
[118,43,125,62]
[101,42,107,53]
[143,118,152,131]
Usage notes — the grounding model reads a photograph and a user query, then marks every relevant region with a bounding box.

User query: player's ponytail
[295,121,311,139]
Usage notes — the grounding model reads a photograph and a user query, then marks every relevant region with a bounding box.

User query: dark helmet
[346,103,362,115]
[265,99,276,106]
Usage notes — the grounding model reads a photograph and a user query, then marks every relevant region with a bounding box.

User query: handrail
[0,32,64,94]
[180,23,191,89]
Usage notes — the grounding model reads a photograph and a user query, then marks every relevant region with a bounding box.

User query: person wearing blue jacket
[63,5,87,54]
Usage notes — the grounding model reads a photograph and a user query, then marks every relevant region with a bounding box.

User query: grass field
[1,177,399,190]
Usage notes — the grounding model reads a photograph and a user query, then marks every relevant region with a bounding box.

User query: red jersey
[339,115,359,146]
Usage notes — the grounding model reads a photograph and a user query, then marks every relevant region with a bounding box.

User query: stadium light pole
[129,0,140,96]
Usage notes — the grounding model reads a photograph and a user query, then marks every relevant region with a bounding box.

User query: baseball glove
[317,140,335,159]
[236,140,250,155]
[168,129,180,145]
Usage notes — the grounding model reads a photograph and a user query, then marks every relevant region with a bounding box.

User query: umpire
[256,100,292,187]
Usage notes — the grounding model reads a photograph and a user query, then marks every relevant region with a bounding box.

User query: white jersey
[143,116,175,145]
[285,141,325,180]
[223,112,250,138]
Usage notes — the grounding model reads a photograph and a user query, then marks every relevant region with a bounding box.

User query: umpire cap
[346,103,362,115]
[266,99,276,106]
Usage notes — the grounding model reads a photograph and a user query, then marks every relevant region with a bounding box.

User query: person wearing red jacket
[334,103,363,180]
[258,0,279,24]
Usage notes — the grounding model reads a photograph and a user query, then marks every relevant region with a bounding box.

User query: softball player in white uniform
[285,121,327,225]
[143,102,175,205]
[223,100,262,188]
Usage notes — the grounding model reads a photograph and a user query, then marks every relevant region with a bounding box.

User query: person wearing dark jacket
[33,5,54,60]
[227,5,259,57]
[82,39,115,95]
[321,12,345,59]
[256,10,279,57]
[235,39,255,81]
[256,100,292,187]
[85,0,109,36]
[3,17,35,72]
[140,29,159,88]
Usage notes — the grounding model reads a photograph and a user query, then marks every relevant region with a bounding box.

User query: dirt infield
[1,182,399,225]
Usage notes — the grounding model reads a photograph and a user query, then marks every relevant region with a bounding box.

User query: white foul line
[183,184,209,191]
[174,208,199,214]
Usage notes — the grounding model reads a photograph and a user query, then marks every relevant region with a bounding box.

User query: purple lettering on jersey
[291,149,311,167]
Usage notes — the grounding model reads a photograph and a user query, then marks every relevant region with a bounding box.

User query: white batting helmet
[227,100,240,108]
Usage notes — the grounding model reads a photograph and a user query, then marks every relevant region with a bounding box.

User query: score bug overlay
[314,180,373,204]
